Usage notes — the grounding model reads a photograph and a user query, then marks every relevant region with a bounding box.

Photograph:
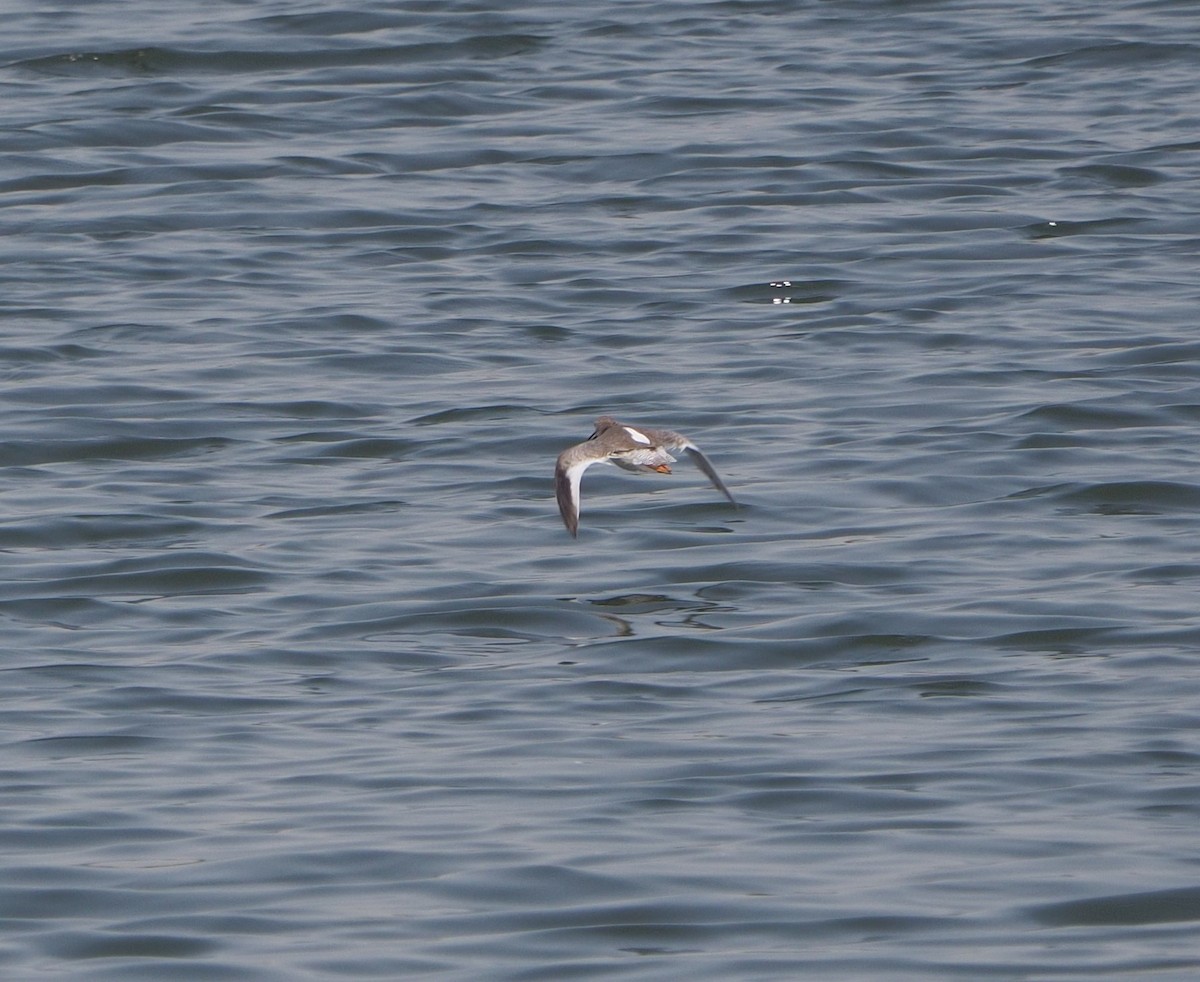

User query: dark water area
[4,0,1200,978]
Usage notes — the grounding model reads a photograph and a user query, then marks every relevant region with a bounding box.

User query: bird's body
[554,415,736,536]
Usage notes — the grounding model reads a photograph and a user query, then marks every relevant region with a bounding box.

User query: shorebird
[554,415,736,536]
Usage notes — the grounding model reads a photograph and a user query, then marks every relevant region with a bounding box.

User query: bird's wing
[555,447,603,537]
[643,428,737,506]
[683,446,737,506]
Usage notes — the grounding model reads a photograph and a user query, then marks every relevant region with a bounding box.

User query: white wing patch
[623,426,652,445]
[566,458,594,515]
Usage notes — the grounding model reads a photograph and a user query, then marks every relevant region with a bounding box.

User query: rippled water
[4,0,1200,978]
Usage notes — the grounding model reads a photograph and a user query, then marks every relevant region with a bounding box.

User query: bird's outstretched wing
[643,428,737,506]
[555,446,597,537]
[683,445,736,506]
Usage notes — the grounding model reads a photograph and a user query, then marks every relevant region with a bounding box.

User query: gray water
[4,0,1200,978]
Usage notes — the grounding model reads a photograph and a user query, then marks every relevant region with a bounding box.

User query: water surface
[4,0,1200,978]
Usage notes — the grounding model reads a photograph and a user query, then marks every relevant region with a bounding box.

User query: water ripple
[4,0,1200,979]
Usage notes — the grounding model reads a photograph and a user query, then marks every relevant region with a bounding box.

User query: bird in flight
[554,415,736,536]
